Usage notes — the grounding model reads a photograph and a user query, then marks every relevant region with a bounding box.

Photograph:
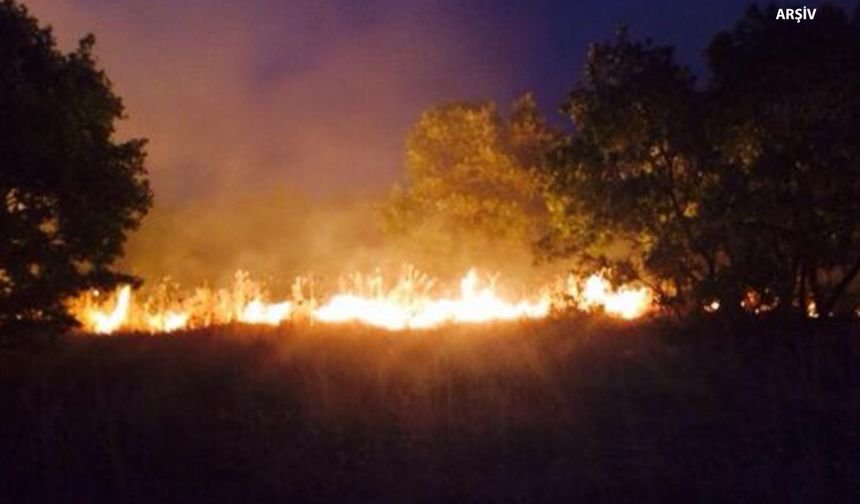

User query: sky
[21,0,850,203]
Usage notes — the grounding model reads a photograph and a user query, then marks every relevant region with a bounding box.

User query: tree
[541,30,723,314]
[544,6,860,318]
[706,4,860,317]
[380,94,558,277]
[0,1,152,332]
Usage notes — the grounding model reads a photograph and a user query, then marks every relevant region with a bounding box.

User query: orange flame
[69,268,654,334]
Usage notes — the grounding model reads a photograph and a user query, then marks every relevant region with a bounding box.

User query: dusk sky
[23,0,849,202]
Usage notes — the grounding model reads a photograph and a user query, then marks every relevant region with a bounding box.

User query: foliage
[0,1,152,332]
[540,29,716,313]
[544,7,860,317]
[380,94,559,276]
[706,4,860,317]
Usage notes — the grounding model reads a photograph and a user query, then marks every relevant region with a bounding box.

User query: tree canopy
[380,94,559,277]
[543,5,860,318]
[0,0,152,332]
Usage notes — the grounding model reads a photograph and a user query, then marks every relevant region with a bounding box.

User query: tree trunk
[797,261,808,315]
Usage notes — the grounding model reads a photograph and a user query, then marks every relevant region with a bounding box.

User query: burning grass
[2,317,859,502]
[68,267,653,334]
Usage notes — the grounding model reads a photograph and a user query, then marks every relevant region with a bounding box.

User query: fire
[86,285,132,334]
[239,300,294,325]
[147,311,190,332]
[576,275,653,320]
[69,268,654,334]
[314,270,551,330]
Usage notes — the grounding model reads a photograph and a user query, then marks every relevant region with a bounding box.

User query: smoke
[24,0,526,199]
[116,186,560,296]
[20,0,547,287]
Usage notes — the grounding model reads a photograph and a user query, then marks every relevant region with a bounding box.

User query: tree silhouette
[544,5,860,318]
[0,1,152,332]
[541,30,720,314]
[706,4,860,317]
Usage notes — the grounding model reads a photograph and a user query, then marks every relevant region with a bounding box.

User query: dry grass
[1,316,859,502]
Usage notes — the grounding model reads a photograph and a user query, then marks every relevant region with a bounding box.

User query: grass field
[1,316,859,502]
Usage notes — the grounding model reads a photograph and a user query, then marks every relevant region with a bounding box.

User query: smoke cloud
[19,0,547,285]
[25,0,530,200]
[25,0,752,287]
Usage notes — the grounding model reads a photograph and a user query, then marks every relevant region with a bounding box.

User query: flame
[147,311,190,333]
[69,268,654,334]
[314,269,551,330]
[239,300,293,325]
[576,275,652,320]
[88,285,131,334]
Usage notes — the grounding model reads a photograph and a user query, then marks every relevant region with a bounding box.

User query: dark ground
[1,316,859,503]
